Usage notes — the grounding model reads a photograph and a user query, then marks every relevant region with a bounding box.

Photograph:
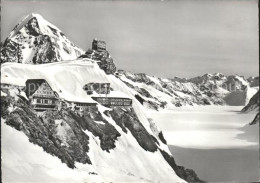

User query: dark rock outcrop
[241,91,259,113]
[68,109,121,152]
[135,94,145,105]
[110,106,158,152]
[247,76,259,87]
[249,112,259,125]
[1,95,91,168]
[79,49,116,74]
[1,39,23,63]
[160,149,204,183]
[158,132,167,144]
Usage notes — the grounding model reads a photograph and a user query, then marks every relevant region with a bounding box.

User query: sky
[1,0,259,78]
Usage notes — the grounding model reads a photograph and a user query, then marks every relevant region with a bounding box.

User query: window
[124,101,131,105]
[37,99,41,103]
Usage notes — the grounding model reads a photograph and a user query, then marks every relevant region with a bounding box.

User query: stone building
[92,38,106,52]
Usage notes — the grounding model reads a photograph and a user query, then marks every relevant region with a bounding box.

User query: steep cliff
[241,91,259,125]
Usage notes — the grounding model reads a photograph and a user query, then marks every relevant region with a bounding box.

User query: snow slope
[2,60,159,135]
[1,61,186,182]
[1,119,104,182]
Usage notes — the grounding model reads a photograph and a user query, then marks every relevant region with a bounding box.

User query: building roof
[25,78,98,104]
[25,79,58,98]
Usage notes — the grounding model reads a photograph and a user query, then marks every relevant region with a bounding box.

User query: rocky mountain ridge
[116,70,259,110]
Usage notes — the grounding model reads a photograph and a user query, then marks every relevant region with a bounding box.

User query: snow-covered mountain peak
[1,13,84,64]
[9,13,58,39]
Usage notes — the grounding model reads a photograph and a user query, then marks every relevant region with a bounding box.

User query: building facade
[92,97,132,107]
[66,101,97,111]
[92,38,106,52]
[25,79,59,111]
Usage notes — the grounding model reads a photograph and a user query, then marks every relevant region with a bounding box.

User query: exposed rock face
[158,132,167,144]
[1,40,23,63]
[68,109,121,152]
[117,70,226,109]
[116,70,258,110]
[241,91,259,113]
[188,73,248,92]
[79,49,116,74]
[160,150,203,183]
[247,76,259,87]
[241,91,259,125]
[1,94,91,168]
[110,107,158,152]
[1,89,127,167]
[1,14,83,64]
[249,112,259,125]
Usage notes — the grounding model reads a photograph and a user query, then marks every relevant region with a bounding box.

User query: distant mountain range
[116,70,258,110]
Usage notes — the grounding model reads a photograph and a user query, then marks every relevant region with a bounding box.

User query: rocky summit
[1,13,83,64]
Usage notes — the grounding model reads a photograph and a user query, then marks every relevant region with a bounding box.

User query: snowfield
[149,106,258,149]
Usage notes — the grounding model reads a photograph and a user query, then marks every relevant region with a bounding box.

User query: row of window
[95,98,131,106]
[36,91,53,95]
[34,98,54,104]
[76,103,95,107]
[111,101,131,105]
